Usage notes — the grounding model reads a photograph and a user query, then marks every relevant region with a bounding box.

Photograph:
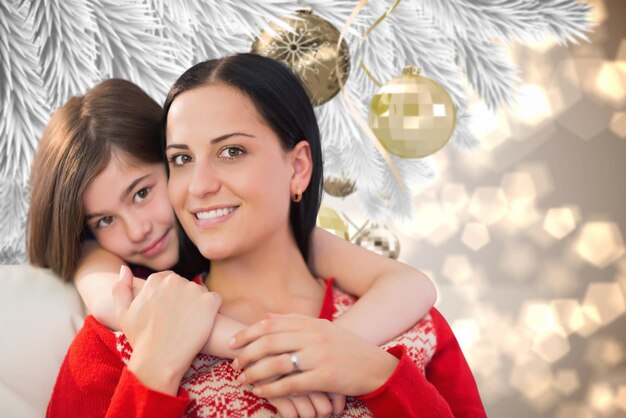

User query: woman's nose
[188,159,221,198]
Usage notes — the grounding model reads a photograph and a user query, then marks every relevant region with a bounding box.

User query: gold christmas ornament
[316,206,349,240]
[251,9,350,106]
[323,175,356,198]
[355,224,401,259]
[369,66,456,158]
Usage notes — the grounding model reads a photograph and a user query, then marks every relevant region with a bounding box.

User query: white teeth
[196,206,236,220]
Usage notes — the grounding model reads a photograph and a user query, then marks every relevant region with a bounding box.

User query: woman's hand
[230,314,399,399]
[268,392,345,418]
[113,266,222,394]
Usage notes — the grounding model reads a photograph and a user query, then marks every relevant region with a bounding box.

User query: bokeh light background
[327,1,626,416]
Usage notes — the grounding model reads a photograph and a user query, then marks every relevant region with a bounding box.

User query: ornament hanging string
[335,0,404,192]
[357,0,403,87]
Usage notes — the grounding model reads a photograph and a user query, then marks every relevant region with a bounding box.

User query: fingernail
[228,337,236,348]
[237,372,247,384]
[252,386,262,396]
[119,265,125,280]
[232,358,239,370]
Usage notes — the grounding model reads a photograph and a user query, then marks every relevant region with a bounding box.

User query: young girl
[30,78,438,416]
[47,53,485,417]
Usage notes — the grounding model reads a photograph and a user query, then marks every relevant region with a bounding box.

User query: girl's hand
[268,392,345,418]
[113,266,222,394]
[230,314,399,398]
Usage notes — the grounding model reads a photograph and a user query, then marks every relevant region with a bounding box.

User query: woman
[116,53,484,416]
[33,79,440,416]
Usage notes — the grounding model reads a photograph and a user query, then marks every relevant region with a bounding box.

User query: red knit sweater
[47,280,486,417]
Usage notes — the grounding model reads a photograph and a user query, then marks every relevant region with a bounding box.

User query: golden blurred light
[441,254,473,284]
[509,84,554,126]
[452,319,481,351]
[501,171,537,209]
[584,336,624,372]
[499,242,537,281]
[409,193,446,237]
[573,310,601,338]
[538,262,581,296]
[504,201,542,231]
[470,101,511,151]
[509,359,553,400]
[582,282,626,326]
[440,183,469,214]
[468,187,509,225]
[550,299,586,335]
[617,39,626,75]
[609,111,626,139]
[595,62,626,106]
[519,301,563,335]
[467,342,501,378]
[573,222,626,268]
[588,383,615,414]
[553,369,581,396]
[546,59,584,117]
[588,0,608,25]
[553,402,594,418]
[615,386,626,412]
[532,332,570,363]
[425,214,460,247]
[543,207,578,240]
[461,223,490,251]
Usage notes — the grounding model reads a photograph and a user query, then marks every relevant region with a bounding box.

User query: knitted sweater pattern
[114,284,437,417]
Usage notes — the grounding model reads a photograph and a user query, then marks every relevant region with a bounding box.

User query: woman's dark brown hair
[27,79,163,282]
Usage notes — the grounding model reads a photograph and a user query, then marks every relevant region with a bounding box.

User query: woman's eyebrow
[166,132,255,151]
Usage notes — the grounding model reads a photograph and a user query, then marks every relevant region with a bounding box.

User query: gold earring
[292,186,302,203]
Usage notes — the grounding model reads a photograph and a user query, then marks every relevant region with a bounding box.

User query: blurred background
[1,0,625,416]
[326,1,626,416]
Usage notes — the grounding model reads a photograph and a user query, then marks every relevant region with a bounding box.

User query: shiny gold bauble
[369,66,456,158]
[251,9,350,106]
[316,206,349,240]
[323,175,356,198]
[355,224,400,259]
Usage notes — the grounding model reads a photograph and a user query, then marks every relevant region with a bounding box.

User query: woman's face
[83,155,179,270]
[165,84,297,260]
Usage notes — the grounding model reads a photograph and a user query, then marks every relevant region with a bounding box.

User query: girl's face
[165,84,306,260]
[83,155,179,270]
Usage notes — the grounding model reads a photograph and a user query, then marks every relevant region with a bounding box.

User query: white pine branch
[187,0,251,61]
[450,108,480,150]
[27,0,100,109]
[417,0,590,44]
[145,0,195,70]
[0,178,29,261]
[93,0,183,102]
[538,0,592,45]
[456,39,521,110]
[0,1,49,182]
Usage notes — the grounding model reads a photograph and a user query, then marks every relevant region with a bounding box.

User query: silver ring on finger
[289,352,302,373]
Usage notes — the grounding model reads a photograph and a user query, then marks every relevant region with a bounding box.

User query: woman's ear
[290,140,313,195]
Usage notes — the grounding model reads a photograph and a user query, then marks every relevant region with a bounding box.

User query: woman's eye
[169,154,192,166]
[133,187,151,203]
[219,146,245,159]
[96,216,115,229]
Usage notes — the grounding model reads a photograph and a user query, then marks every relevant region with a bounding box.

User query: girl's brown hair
[27,79,163,282]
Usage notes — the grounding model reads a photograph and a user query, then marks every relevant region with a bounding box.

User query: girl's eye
[133,187,151,203]
[169,154,192,166]
[219,146,245,159]
[96,215,115,229]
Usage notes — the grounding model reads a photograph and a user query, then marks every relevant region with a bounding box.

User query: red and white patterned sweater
[47,279,486,417]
